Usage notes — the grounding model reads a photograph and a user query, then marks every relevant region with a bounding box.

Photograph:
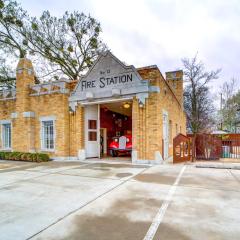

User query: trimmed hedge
[0,151,49,162]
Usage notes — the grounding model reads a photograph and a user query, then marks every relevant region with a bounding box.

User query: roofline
[137,65,183,109]
[137,65,158,70]
[165,69,183,74]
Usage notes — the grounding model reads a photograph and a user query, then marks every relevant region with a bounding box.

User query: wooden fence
[187,134,240,160]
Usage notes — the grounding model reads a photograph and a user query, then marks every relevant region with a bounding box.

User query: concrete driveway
[0,160,239,240]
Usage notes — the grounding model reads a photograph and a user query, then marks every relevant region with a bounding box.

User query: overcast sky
[20,0,240,101]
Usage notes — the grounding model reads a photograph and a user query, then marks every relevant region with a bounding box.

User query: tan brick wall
[166,70,184,108]
[12,58,35,152]
[29,93,70,157]
[69,105,84,157]
[0,58,73,158]
[0,100,15,120]
[137,67,186,160]
[0,58,186,162]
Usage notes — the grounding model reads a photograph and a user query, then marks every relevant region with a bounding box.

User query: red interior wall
[100,107,132,154]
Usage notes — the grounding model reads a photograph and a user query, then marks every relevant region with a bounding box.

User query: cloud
[20,0,240,91]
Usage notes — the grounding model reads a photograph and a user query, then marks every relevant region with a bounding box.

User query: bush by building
[0,151,49,162]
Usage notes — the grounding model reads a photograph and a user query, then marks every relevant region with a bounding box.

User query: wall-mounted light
[139,102,144,108]
[123,102,131,109]
[69,106,74,114]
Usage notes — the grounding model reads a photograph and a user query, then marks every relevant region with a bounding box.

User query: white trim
[84,104,99,158]
[100,128,107,155]
[39,115,56,121]
[0,120,11,124]
[98,104,100,158]
[162,109,168,116]
[132,150,138,163]
[0,148,12,152]
[23,112,35,118]
[0,120,12,150]
[78,149,86,160]
[11,112,18,119]
[143,166,186,240]
[52,156,80,161]
[131,150,163,165]
[40,148,55,153]
[164,156,173,164]
[40,117,56,152]
[155,151,163,163]
[162,109,169,160]
[80,97,133,106]
[132,159,163,165]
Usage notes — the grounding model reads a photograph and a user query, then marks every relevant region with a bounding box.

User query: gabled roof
[72,50,144,94]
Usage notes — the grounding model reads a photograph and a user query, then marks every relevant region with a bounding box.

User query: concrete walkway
[0,160,239,240]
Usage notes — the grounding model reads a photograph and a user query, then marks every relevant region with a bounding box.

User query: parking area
[0,160,240,240]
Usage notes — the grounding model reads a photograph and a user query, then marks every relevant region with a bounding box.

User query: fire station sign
[80,72,134,91]
[69,51,159,108]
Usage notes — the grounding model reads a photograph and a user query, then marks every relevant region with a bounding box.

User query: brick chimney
[13,58,35,152]
[166,70,183,107]
[16,58,35,112]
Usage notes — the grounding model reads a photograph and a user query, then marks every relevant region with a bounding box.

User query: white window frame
[169,120,172,147]
[162,110,169,160]
[0,120,12,150]
[40,116,56,152]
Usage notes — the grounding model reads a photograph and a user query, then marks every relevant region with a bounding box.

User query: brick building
[0,51,186,164]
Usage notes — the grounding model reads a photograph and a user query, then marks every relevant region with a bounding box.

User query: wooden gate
[173,134,191,163]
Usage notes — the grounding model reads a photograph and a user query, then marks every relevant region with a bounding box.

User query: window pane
[2,123,11,149]
[42,121,54,149]
[89,131,97,141]
[88,120,97,129]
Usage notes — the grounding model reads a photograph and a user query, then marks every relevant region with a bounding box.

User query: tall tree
[22,11,106,80]
[0,0,106,82]
[0,0,27,58]
[219,78,238,131]
[182,55,221,134]
[0,57,15,88]
[231,91,240,132]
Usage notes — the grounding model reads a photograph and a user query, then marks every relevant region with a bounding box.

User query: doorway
[84,104,99,158]
[100,100,132,161]
[84,100,133,161]
[100,128,107,157]
[163,111,169,160]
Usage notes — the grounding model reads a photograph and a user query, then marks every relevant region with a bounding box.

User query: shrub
[0,151,49,162]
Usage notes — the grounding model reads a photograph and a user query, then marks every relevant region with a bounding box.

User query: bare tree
[182,55,221,161]
[221,78,236,101]
[183,55,221,134]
